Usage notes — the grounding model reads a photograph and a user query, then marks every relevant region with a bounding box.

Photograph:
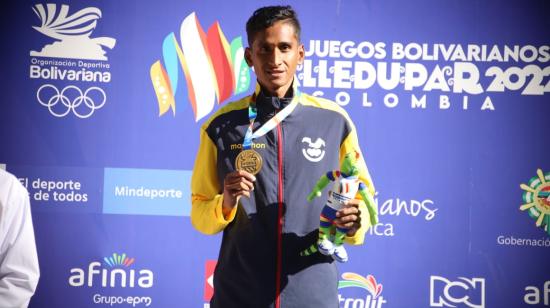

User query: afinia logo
[338,272,386,308]
[103,252,135,267]
[520,169,550,236]
[524,281,550,306]
[69,253,153,288]
[150,12,251,122]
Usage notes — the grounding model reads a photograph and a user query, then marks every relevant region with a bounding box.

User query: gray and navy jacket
[191,81,376,308]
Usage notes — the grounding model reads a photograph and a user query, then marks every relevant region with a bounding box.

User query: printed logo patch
[302,137,326,162]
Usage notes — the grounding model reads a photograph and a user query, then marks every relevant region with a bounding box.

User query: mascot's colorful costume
[302,151,378,262]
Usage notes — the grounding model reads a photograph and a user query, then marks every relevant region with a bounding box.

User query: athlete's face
[245,21,304,98]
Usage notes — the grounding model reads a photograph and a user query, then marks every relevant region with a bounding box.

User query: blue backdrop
[1,0,549,307]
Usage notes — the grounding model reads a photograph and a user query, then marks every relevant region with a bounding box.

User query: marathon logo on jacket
[29,3,116,118]
[430,275,485,308]
[230,143,267,151]
[297,40,550,112]
[68,253,154,307]
[338,272,387,308]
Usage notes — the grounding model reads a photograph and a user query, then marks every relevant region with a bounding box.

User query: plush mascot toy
[301,151,378,262]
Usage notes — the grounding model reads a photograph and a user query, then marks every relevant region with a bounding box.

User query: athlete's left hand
[334,199,362,237]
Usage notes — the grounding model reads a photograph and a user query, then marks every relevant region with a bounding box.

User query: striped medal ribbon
[235,83,301,175]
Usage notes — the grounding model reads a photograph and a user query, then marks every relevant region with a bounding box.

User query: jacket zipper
[275,123,284,308]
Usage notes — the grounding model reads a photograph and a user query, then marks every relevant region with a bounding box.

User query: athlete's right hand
[222,170,256,215]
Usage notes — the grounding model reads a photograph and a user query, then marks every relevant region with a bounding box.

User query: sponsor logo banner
[430,275,485,308]
[11,165,102,213]
[338,272,387,308]
[203,260,216,302]
[103,168,190,216]
[496,235,550,248]
[30,3,115,118]
[299,40,550,112]
[366,192,437,237]
[524,280,550,306]
[69,252,154,307]
[520,169,550,236]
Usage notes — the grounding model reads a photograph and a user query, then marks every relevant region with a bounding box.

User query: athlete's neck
[258,81,294,98]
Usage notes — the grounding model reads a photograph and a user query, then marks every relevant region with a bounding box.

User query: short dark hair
[246,5,301,46]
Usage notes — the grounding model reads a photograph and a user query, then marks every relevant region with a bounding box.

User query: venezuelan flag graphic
[150,12,250,121]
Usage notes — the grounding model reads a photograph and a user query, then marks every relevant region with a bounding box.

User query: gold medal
[235,149,263,175]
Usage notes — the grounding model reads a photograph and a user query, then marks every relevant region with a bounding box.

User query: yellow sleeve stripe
[299,93,354,125]
[190,126,236,234]
[200,95,251,129]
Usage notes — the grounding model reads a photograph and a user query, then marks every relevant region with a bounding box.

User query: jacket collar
[252,80,297,120]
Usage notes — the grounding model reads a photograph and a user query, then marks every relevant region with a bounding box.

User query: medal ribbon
[242,82,301,150]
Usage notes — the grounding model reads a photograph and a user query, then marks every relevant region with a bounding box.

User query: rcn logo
[69,253,154,288]
[520,168,550,236]
[150,12,251,122]
[430,276,485,308]
[338,272,386,308]
[30,4,116,60]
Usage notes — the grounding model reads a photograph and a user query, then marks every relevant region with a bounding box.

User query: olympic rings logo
[36,84,106,118]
